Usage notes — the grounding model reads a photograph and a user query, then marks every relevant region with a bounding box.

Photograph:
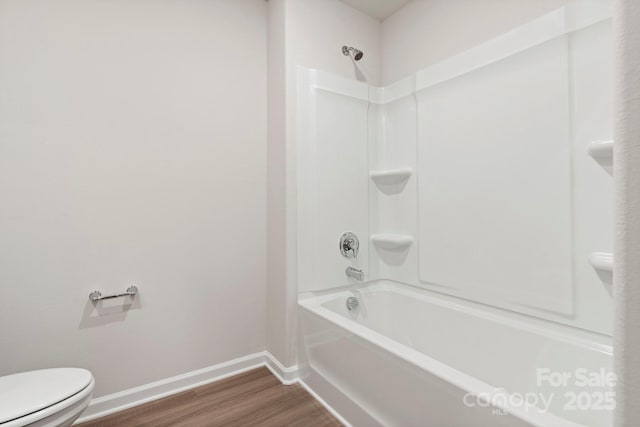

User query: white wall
[613,0,640,424]
[381,0,572,85]
[0,0,267,398]
[286,0,382,86]
[266,0,295,368]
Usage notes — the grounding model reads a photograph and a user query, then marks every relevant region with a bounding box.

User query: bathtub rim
[299,280,612,427]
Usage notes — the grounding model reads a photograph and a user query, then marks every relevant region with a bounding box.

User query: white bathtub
[298,280,613,427]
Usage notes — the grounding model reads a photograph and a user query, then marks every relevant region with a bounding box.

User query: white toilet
[0,368,94,427]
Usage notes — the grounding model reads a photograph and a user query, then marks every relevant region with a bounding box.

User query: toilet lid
[0,368,93,424]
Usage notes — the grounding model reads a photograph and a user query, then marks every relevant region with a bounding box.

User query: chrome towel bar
[89,285,138,302]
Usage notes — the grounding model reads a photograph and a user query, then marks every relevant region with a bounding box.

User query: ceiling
[339,0,411,21]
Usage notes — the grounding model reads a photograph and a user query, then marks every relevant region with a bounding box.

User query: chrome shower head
[342,46,364,61]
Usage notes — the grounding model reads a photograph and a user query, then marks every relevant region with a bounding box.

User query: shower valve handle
[339,232,359,258]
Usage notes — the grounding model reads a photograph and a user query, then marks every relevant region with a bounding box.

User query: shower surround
[296,2,614,425]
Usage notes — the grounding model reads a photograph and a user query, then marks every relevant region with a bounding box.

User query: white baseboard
[76,351,299,424]
[264,353,299,385]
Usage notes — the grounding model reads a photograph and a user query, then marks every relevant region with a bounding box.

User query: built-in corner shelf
[371,234,414,251]
[589,252,613,273]
[587,140,613,172]
[370,168,412,188]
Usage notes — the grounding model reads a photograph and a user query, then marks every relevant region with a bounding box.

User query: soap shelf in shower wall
[370,168,412,190]
[371,234,414,251]
[589,252,613,273]
[587,140,613,172]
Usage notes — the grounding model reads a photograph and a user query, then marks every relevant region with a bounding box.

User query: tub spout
[346,266,364,281]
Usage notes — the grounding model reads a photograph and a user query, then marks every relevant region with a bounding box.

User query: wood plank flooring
[77,367,342,427]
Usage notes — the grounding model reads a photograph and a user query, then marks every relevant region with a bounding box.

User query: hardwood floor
[77,367,342,427]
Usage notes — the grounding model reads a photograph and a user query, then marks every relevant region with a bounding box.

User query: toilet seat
[0,368,94,427]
